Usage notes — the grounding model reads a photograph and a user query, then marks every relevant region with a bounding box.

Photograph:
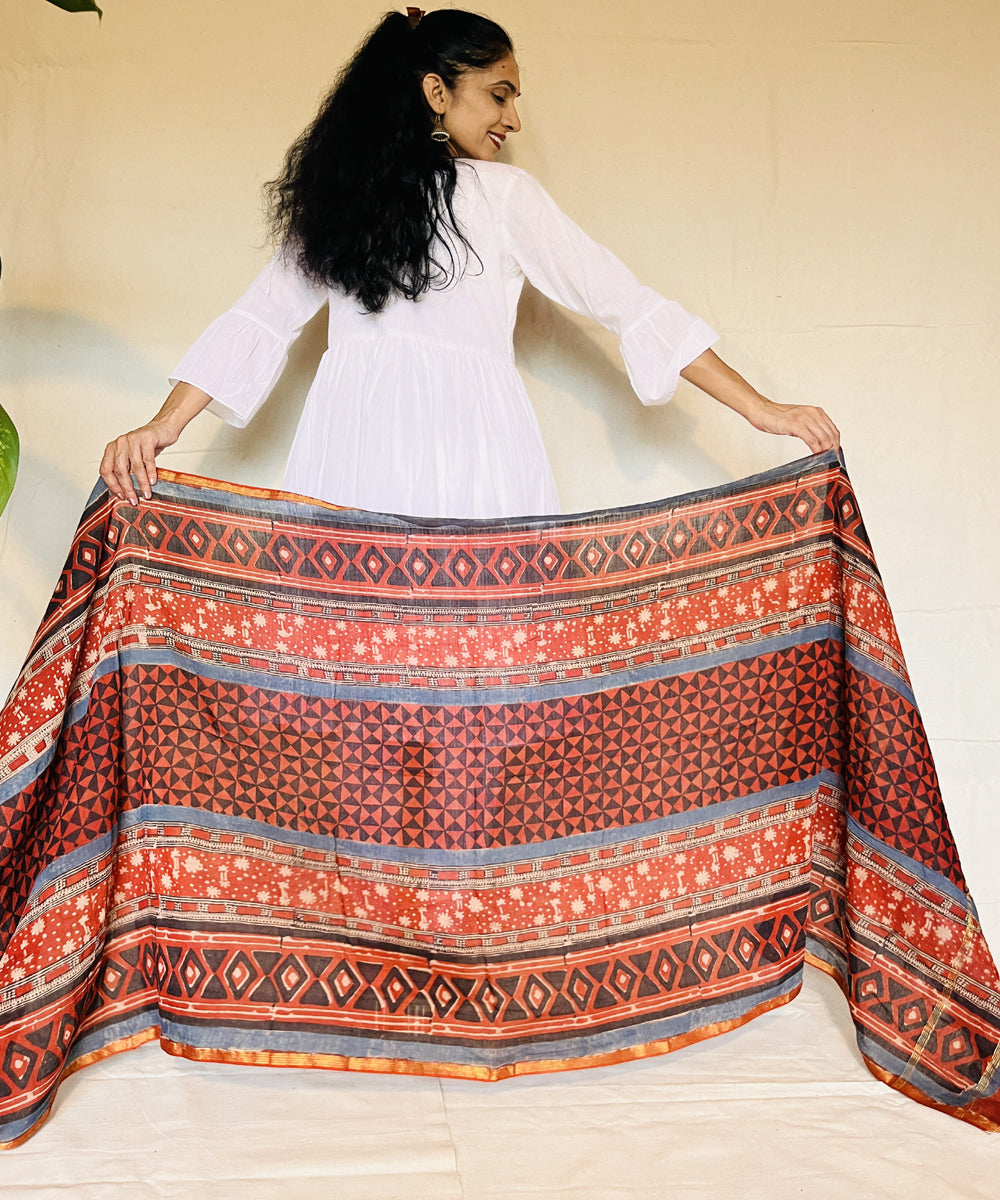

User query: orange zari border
[0,988,803,1150]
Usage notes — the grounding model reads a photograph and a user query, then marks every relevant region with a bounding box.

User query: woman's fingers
[114,445,140,504]
[129,430,160,499]
[789,412,826,454]
[99,427,164,504]
[100,440,136,503]
[759,401,840,454]
[99,443,120,499]
[801,409,840,453]
[128,448,152,501]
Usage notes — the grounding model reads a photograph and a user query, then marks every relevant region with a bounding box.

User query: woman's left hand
[748,397,840,454]
[680,350,840,455]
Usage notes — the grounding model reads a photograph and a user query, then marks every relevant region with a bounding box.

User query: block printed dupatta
[1,450,999,1146]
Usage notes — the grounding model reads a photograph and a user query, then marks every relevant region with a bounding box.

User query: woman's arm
[498,169,839,451]
[99,248,329,505]
[681,348,840,454]
[100,381,213,504]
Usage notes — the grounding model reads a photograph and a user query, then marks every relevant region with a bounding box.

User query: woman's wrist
[147,412,182,444]
[152,382,214,443]
[681,350,771,425]
[742,392,775,430]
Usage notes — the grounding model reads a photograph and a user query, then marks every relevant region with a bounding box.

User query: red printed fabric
[1,451,998,1146]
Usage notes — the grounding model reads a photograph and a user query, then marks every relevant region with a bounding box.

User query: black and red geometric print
[0,674,126,945]
[5,901,995,1117]
[0,903,811,1124]
[846,670,963,886]
[843,919,1000,1092]
[117,643,848,850]
[33,458,868,621]
[0,636,961,953]
[4,452,1000,1145]
[118,470,866,596]
[100,906,810,1033]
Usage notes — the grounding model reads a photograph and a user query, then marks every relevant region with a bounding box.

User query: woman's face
[424,55,522,160]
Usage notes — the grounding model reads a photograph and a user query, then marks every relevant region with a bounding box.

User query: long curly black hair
[265,9,514,314]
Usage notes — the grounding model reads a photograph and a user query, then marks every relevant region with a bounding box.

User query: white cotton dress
[170,159,718,520]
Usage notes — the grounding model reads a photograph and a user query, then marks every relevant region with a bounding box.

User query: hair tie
[406,7,425,29]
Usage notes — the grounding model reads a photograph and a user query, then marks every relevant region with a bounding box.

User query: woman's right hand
[99,383,214,504]
[100,416,180,504]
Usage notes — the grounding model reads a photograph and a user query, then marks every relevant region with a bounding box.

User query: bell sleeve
[500,167,718,405]
[169,247,328,428]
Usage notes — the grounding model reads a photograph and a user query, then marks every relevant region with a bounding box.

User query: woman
[100,7,838,515]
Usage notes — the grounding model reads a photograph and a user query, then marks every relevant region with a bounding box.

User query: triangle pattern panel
[90,639,850,852]
[846,669,963,886]
[4,630,930,933]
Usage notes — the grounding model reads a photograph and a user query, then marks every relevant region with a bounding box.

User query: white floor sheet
[4,969,999,1199]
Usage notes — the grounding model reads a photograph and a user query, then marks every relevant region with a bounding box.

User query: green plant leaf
[44,0,103,17]
[0,405,19,517]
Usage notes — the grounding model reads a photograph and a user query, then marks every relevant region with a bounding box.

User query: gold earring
[431,113,450,143]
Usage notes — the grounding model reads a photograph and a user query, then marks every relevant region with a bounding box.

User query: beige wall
[2,1,997,935]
